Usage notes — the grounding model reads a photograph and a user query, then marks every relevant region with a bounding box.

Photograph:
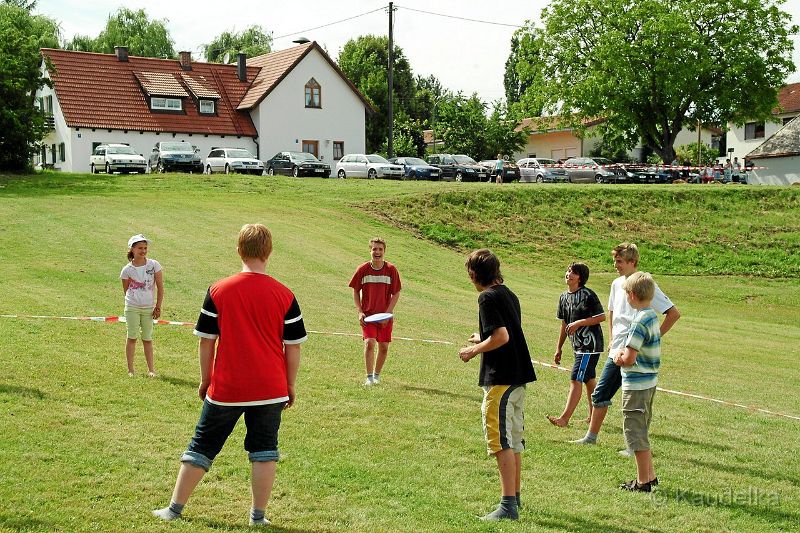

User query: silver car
[518,157,569,183]
[335,154,404,179]
[563,157,632,183]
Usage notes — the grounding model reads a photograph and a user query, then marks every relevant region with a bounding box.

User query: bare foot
[546,415,568,428]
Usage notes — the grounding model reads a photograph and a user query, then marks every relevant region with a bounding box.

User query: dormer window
[305,78,321,108]
[151,97,182,111]
[199,99,215,114]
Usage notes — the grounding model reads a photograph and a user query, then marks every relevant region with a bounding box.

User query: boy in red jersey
[153,224,307,526]
[349,237,402,385]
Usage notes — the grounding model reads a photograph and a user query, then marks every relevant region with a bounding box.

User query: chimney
[114,46,128,62]
[237,53,247,82]
[179,51,192,71]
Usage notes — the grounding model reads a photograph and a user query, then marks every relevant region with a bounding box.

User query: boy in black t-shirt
[547,262,606,428]
[459,249,536,521]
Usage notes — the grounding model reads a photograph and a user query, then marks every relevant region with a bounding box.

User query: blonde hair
[623,271,655,302]
[238,223,272,261]
[369,237,386,249]
[612,242,639,266]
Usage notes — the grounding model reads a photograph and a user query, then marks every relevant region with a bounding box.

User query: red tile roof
[776,82,800,114]
[41,48,259,136]
[515,115,606,133]
[180,73,220,99]
[239,41,375,114]
[134,71,189,97]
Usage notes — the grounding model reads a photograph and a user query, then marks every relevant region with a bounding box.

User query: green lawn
[1,172,798,532]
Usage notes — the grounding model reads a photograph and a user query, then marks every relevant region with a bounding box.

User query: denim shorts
[590,356,622,408]
[181,399,285,471]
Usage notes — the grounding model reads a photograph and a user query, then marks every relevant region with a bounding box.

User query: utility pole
[387,1,395,158]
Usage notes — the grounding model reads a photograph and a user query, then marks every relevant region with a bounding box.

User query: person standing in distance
[120,234,163,377]
[349,237,401,385]
[153,224,307,526]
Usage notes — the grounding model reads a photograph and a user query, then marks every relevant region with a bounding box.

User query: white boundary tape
[3,313,798,421]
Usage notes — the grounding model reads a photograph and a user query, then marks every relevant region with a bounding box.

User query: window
[783,116,796,125]
[744,121,765,140]
[51,143,56,164]
[46,95,53,113]
[333,141,344,160]
[304,78,321,108]
[302,140,319,157]
[151,97,183,111]
[199,100,215,114]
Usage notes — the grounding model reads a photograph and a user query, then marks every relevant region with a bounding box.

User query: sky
[35,0,800,105]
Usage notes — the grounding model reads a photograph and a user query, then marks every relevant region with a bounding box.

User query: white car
[518,157,569,183]
[90,144,147,174]
[205,148,265,175]
[335,154,404,179]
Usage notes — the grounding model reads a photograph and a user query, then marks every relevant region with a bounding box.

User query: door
[302,140,319,157]
[352,155,368,178]
[91,146,105,169]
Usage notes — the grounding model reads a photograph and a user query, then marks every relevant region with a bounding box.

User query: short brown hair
[622,271,655,302]
[612,242,639,266]
[369,237,386,248]
[238,223,272,261]
[465,249,503,286]
[569,262,590,287]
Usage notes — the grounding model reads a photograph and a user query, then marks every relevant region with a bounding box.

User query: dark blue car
[388,157,441,180]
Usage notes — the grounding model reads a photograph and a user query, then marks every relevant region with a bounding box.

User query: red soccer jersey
[193,272,307,405]
[348,261,401,315]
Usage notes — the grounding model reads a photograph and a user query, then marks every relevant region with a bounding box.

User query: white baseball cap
[127,234,151,248]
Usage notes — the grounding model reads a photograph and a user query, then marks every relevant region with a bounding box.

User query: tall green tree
[484,101,529,160]
[504,24,546,120]
[203,25,272,63]
[337,35,414,153]
[0,3,59,170]
[432,93,488,157]
[519,0,797,162]
[64,8,175,58]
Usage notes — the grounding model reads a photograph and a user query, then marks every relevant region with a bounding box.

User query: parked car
[388,156,441,180]
[90,143,147,174]
[478,159,521,182]
[205,148,264,175]
[335,154,404,179]
[426,154,490,182]
[517,157,569,183]
[630,166,673,184]
[265,151,331,177]
[148,141,203,173]
[562,157,633,183]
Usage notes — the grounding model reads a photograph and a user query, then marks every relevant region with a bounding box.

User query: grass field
[1,172,799,532]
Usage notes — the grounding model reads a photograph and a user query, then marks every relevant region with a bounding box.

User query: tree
[337,35,415,153]
[64,8,174,58]
[484,101,529,160]
[0,3,58,170]
[518,0,797,163]
[203,25,272,63]
[432,93,488,157]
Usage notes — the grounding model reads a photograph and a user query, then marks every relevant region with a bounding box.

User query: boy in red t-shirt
[153,224,307,526]
[349,237,401,385]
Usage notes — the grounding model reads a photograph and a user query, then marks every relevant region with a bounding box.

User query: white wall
[726,113,798,163]
[513,129,600,161]
[748,156,800,185]
[253,48,366,163]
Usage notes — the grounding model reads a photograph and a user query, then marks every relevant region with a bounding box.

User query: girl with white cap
[120,234,164,376]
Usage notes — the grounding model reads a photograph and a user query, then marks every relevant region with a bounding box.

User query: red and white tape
[2,313,796,421]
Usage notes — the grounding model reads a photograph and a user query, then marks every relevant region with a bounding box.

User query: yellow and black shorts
[481,384,526,455]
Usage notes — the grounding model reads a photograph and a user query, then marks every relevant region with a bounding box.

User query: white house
[745,115,800,185]
[36,42,373,173]
[725,82,800,165]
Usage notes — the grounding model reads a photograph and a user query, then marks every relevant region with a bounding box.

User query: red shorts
[362,319,393,342]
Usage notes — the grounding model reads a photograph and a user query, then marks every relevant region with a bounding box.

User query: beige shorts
[482,385,526,455]
[622,387,656,451]
[125,306,154,341]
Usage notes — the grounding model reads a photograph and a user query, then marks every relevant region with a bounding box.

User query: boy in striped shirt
[613,271,661,492]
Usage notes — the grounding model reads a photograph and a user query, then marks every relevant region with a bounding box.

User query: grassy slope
[0,173,798,532]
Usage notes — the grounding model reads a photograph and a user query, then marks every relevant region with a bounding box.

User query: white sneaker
[249,517,271,526]
[364,377,375,386]
[372,375,380,384]
[618,448,633,457]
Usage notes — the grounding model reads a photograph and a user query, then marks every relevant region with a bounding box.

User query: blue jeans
[181,399,285,471]
[591,357,622,408]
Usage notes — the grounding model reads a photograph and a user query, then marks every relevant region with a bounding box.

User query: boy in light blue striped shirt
[613,272,661,492]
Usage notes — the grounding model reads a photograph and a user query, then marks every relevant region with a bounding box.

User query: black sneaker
[649,477,659,486]
[620,479,651,492]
